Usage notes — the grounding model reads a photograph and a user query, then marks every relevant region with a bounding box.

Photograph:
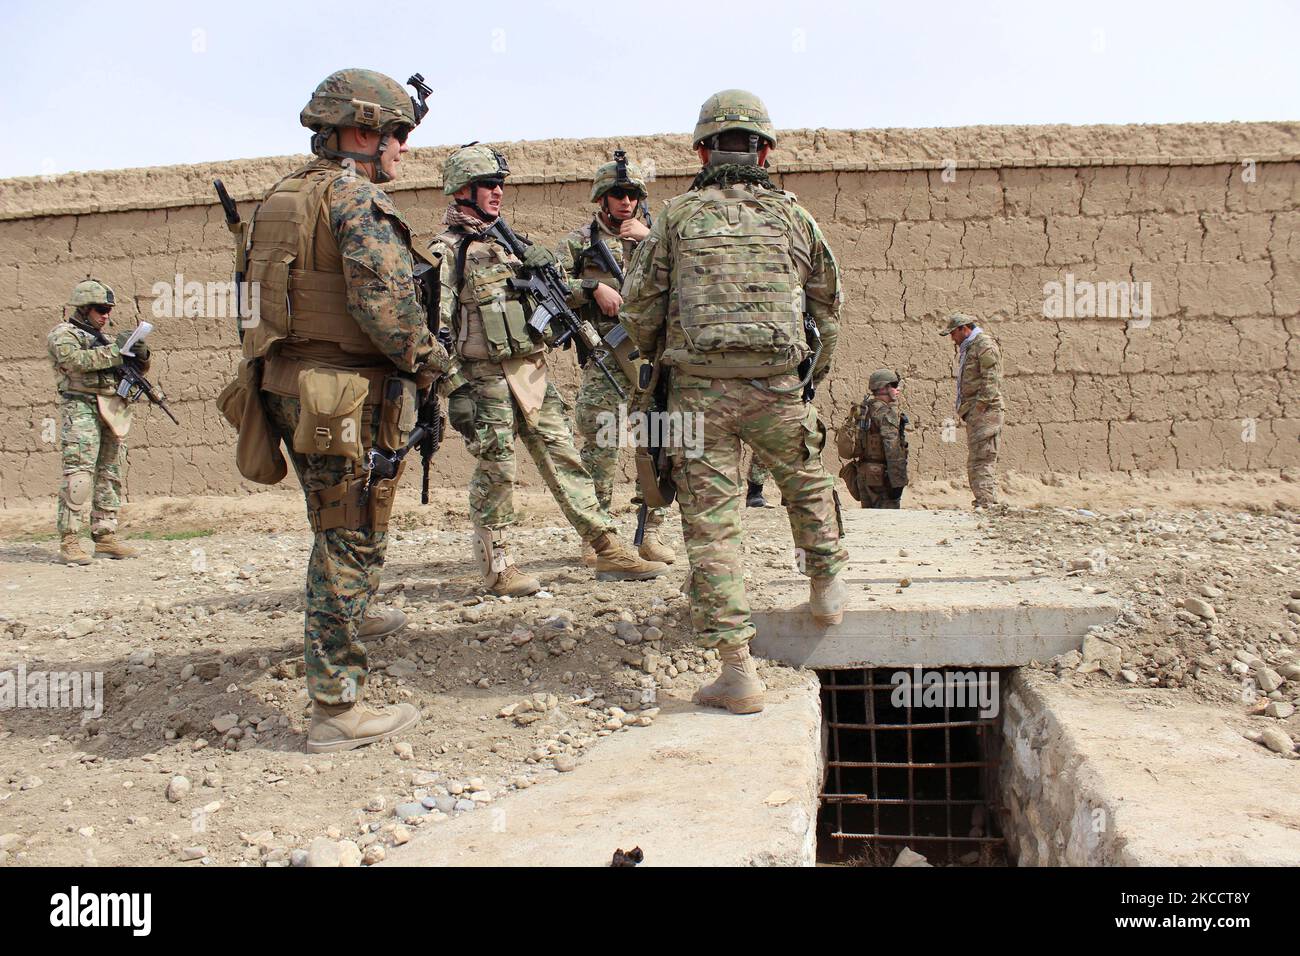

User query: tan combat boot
[92,532,138,560]
[305,700,420,754]
[474,527,540,597]
[694,644,764,714]
[590,531,668,582]
[809,574,847,626]
[637,514,676,565]
[359,605,407,640]
[59,533,92,566]
[580,542,598,568]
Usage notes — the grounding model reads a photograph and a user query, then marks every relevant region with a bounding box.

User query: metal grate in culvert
[817,667,1007,865]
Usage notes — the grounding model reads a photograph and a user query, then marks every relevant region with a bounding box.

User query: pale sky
[1,0,1296,179]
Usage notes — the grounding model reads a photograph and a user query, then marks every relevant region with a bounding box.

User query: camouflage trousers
[861,483,903,509]
[670,373,848,648]
[265,392,383,706]
[57,394,124,536]
[965,405,1003,506]
[466,360,611,540]
[747,460,770,486]
[574,361,668,524]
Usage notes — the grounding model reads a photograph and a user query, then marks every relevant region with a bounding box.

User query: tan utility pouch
[838,462,862,502]
[97,394,134,439]
[835,407,863,461]
[378,375,418,451]
[294,368,367,459]
[217,358,288,485]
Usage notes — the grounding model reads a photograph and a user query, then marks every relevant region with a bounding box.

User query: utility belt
[59,390,103,402]
[661,349,801,380]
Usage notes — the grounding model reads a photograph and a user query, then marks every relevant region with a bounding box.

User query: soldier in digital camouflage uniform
[942,312,1004,508]
[555,156,675,567]
[429,145,667,596]
[622,89,849,715]
[47,279,145,565]
[241,69,459,752]
[838,368,909,509]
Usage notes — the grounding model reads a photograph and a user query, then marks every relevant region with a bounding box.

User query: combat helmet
[443,143,510,195]
[67,278,116,310]
[692,89,777,165]
[868,368,900,392]
[301,69,431,184]
[590,150,648,202]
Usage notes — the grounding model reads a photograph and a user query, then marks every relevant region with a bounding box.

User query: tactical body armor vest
[243,160,390,396]
[439,229,544,363]
[49,323,117,396]
[666,183,809,378]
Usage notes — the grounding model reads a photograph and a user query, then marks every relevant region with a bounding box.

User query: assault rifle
[212,179,248,341]
[484,217,626,400]
[74,318,179,424]
[633,358,676,547]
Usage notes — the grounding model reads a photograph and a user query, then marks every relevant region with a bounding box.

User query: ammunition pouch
[378,375,418,452]
[293,368,368,459]
[217,357,288,485]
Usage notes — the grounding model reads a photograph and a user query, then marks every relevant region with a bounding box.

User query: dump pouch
[216,357,288,485]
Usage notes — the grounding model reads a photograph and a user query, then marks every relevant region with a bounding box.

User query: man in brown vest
[233,69,459,752]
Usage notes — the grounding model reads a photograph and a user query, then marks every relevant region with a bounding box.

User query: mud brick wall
[1,122,1297,506]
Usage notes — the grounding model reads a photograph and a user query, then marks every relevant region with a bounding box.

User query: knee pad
[63,471,93,512]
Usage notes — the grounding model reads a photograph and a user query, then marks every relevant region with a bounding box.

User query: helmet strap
[705,133,762,168]
[311,128,388,181]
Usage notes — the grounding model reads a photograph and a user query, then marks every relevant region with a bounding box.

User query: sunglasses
[475,178,505,191]
[607,187,642,201]
[389,125,411,145]
[91,305,113,315]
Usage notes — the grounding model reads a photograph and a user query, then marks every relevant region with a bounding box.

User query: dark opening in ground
[816,667,1009,866]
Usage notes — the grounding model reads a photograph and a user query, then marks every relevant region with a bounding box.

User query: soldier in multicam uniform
[941,312,1005,508]
[622,89,849,715]
[239,69,458,752]
[555,156,675,567]
[429,145,667,596]
[47,279,145,565]
[838,368,909,509]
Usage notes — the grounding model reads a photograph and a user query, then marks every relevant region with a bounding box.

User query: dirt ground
[0,468,1297,866]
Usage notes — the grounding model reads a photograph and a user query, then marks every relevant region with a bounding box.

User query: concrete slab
[1004,671,1300,866]
[752,509,1118,668]
[383,672,824,867]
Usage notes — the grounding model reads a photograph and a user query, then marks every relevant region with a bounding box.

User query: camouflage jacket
[621,177,841,378]
[323,164,458,389]
[47,321,123,396]
[555,215,639,339]
[955,329,1004,420]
